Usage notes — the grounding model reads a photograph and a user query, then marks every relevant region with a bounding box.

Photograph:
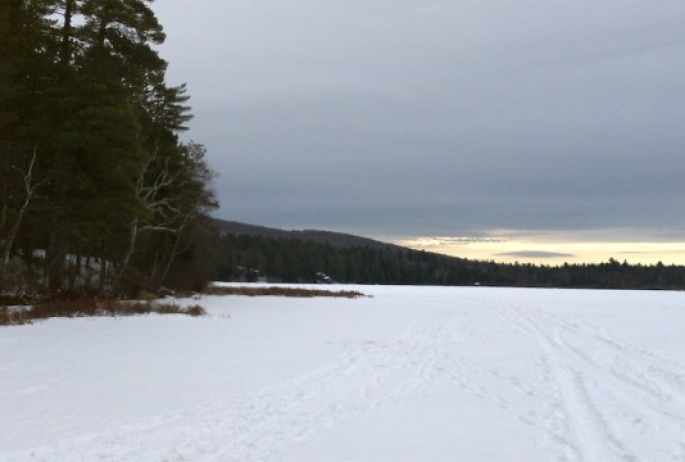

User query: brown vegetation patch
[205,285,366,299]
[0,299,206,327]
[0,294,31,306]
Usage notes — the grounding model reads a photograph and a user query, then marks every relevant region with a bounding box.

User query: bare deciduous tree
[1,145,48,273]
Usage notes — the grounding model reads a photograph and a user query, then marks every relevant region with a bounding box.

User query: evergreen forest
[217,233,685,291]
[0,0,217,297]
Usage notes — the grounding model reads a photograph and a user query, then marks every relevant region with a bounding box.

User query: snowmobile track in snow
[3,286,685,461]
[497,304,685,461]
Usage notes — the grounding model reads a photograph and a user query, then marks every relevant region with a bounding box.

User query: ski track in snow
[497,304,685,462]
[4,287,685,461]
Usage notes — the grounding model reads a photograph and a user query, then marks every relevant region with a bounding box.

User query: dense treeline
[217,234,685,290]
[0,0,217,296]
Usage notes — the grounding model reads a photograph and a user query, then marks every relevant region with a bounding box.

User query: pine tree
[0,0,57,285]
[1,0,218,295]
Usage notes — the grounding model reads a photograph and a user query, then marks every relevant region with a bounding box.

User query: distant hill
[211,219,685,290]
[212,218,405,252]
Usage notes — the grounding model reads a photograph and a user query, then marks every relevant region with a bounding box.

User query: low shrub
[136,290,159,301]
[204,285,365,298]
[0,307,10,326]
[0,294,31,306]
[154,302,206,317]
[0,299,206,326]
[185,304,207,316]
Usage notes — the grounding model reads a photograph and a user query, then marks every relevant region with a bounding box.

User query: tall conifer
[1,0,217,295]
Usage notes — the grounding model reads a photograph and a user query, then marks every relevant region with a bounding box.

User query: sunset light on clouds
[398,232,685,266]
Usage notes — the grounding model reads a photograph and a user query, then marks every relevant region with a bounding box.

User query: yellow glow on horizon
[394,235,685,266]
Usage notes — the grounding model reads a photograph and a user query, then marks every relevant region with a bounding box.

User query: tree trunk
[156,213,194,288]
[1,146,40,272]
[58,0,75,81]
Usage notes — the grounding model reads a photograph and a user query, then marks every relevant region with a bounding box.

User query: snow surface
[2,284,685,461]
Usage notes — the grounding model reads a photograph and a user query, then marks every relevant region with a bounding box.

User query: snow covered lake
[2,284,685,461]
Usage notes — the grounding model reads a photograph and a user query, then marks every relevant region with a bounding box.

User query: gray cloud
[153,1,685,240]
[422,237,508,246]
[496,251,577,259]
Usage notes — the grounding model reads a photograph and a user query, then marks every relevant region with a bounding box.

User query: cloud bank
[153,1,685,242]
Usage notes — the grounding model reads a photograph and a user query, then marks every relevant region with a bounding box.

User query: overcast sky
[152,1,685,263]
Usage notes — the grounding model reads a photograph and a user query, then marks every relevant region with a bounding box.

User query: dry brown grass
[0,299,206,326]
[204,285,366,299]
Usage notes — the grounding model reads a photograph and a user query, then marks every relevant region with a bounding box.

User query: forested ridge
[217,233,685,290]
[213,218,405,251]
[0,0,217,297]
